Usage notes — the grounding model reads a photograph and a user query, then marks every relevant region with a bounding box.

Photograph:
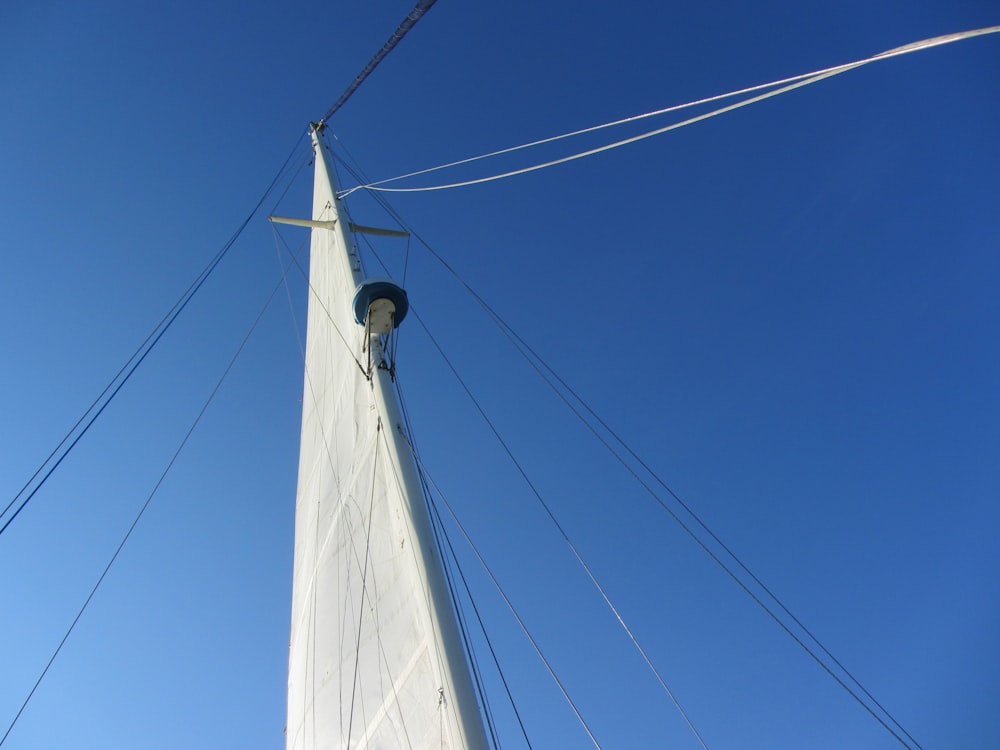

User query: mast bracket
[268,216,409,238]
[268,216,338,230]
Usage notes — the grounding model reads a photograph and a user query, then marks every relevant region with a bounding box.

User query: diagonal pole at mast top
[318,0,440,125]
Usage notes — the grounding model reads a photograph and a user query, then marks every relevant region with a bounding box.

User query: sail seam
[346,421,384,746]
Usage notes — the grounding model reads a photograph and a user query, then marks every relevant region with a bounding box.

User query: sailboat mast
[284,125,489,750]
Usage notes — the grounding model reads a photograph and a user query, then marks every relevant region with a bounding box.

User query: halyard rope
[339,26,1000,197]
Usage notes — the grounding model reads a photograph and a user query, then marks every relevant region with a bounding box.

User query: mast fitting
[353,279,409,334]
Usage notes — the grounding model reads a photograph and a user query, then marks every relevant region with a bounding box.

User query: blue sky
[1,1,998,748]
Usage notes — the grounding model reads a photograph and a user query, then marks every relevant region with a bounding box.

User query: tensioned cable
[270,225,357,508]
[317,0,439,125]
[406,305,710,750]
[274,226,427,748]
[377,180,920,746]
[346,133,925,742]
[271,223,368,377]
[364,247,506,750]
[337,60,848,196]
[379,401,502,750]
[271,225,311,373]
[483,311,926,749]
[328,146,921,747]
[410,446,498,749]
[0,254,298,748]
[273,223,443,747]
[416,448,513,750]
[388,219,915,746]
[355,230,507,748]
[339,26,1000,196]
[400,432,603,750]
[270,224,355,750]
[269,147,315,219]
[0,131,308,540]
[420,476,530,750]
[268,145,340,750]
[337,157,709,747]
[357,218,580,747]
[477,299,921,748]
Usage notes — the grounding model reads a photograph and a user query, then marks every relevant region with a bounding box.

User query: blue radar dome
[353,279,409,328]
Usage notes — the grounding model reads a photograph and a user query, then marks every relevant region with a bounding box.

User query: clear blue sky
[1,2,998,748]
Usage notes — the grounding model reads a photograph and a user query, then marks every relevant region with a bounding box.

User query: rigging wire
[328,144,923,748]
[271,223,368,377]
[0,131,308,541]
[394,399,498,749]
[269,147,315,218]
[478,304,921,748]
[331,151,708,734]
[268,208,330,750]
[277,217,483,748]
[280,218,421,749]
[384,401,504,750]
[270,224,357,509]
[410,422,513,750]
[400,432,605,750]
[364,222,663,747]
[421,478,531,750]
[274,224,418,749]
[483,312,928,750]
[317,0,439,125]
[334,149,710,742]
[366,244,507,750]
[0,252,299,748]
[271,227,312,373]
[339,25,1000,196]
[406,305,709,750]
[21,15,975,736]
[403,228,917,747]
[274,214,437,750]
[359,225,622,747]
[4,14,990,744]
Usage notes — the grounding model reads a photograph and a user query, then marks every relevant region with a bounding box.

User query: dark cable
[328,140,919,749]
[0,248,298,747]
[0,134,308,540]
[396,382,505,750]
[318,0,439,124]
[419,455,533,750]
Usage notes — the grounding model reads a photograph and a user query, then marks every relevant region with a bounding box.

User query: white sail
[285,126,489,750]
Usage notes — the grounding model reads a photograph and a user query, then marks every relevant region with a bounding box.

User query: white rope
[340,26,999,196]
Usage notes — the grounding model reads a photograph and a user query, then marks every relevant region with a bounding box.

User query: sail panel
[286,130,486,750]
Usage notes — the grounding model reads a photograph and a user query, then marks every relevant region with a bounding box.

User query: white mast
[284,125,490,750]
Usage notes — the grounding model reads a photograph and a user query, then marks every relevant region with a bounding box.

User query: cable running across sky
[317,0,439,125]
[339,25,1000,196]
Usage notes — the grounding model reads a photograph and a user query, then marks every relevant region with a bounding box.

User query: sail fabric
[286,132,487,750]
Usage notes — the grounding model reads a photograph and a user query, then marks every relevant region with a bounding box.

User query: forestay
[286,126,489,750]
